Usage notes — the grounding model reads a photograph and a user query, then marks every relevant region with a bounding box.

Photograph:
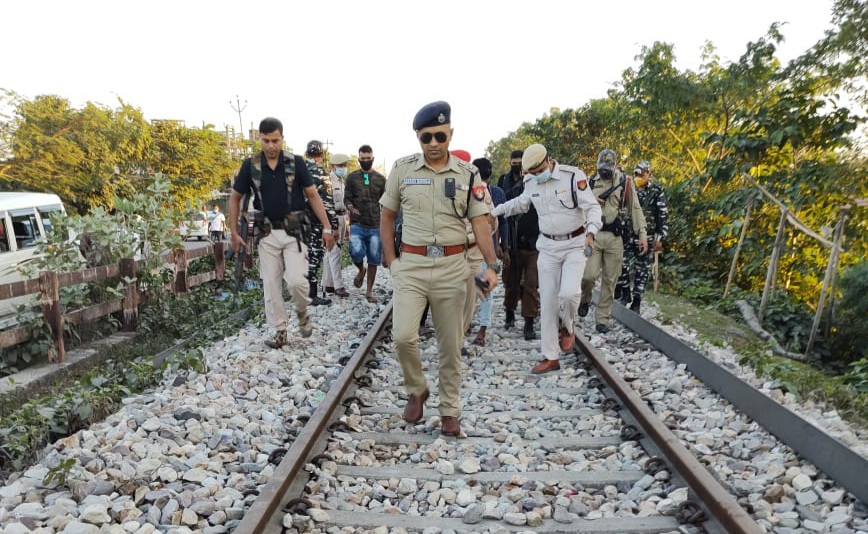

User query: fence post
[805,207,849,357]
[214,242,225,281]
[173,248,189,294]
[39,271,65,362]
[724,196,754,298]
[120,258,138,331]
[759,207,788,322]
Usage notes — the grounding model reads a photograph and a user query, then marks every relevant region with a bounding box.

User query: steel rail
[233,301,393,534]
[574,333,765,534]
[615,304,868,505]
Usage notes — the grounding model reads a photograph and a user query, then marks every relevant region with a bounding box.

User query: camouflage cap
[597,149,617,171]
[522,144,548,171]
[634,160,651,174]
[331,153,349,165]
[306,140,323,157]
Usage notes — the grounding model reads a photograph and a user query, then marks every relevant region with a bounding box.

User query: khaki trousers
[580,230,624,326]
[258,229,310,330]
[462,248,485,334]
[391,252,469,418]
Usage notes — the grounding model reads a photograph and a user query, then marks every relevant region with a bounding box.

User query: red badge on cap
[577,178,588,191]
[472,185,486,201]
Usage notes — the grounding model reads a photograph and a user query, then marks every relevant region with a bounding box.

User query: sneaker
[532,359,560,374]
[297,310,313,338]
[578,302,590,318]
[311,295,332,306]
[559,327,575,351]
[264,330,288,348]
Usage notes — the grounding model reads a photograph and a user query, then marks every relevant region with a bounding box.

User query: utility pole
[230,95,247,146]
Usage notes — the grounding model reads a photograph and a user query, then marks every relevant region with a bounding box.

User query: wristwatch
[487,263,501,274]
[322,228,333,235]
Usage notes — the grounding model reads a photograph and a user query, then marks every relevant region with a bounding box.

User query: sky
[1,0,837,172]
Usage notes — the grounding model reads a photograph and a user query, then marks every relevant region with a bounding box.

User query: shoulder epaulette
[394,153,421,166]
[455,160,475,173]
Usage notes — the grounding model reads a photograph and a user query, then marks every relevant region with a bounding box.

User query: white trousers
[322,244,345,290]
[536,238,587,361]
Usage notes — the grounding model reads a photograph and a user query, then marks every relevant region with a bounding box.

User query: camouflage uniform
[617,180,669,305]
[305,159,337,305]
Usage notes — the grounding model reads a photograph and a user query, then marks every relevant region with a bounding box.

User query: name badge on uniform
[403,178,432,185]
[531,193,541,198]
[456,184,469,191]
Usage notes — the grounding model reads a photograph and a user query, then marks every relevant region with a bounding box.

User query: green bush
[832,261,868,363]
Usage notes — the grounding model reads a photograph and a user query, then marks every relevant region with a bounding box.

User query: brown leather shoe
[403,389,429,423]
[334,287,350,298]
[441,416,461,436]
[532,359,560,374]
[324,286,335,294]
[559,327,575,351]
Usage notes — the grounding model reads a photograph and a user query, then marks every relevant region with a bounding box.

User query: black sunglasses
[418,131,448,144]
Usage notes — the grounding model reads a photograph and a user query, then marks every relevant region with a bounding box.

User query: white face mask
[334,167,347,177]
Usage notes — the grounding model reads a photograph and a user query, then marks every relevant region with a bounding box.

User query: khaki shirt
[593,170,647,242]
[380,153,490,246]
[330,172,346,212]
[465,186,496,261]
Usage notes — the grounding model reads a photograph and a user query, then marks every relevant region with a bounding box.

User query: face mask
[634,176,648,188]
[359,160,373,171]
[510,163,522,175]
[334,168,347,177]
[598,169,613,180]
[533,168,552,183]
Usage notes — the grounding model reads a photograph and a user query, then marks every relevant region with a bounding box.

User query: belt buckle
[426,246,444,258]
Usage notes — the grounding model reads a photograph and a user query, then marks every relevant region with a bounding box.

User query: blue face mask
[334,167,347,177]
[533,168,552,183]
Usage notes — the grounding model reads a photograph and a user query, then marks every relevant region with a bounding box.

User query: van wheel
[197,236,204,241]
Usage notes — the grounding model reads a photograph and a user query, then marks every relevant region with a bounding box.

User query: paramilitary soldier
[380,101,498,437]
[615,160,669,313]
[491,144,601,374]
[304,140,336,306]
[578,149,647,334]
[228,117,335,348]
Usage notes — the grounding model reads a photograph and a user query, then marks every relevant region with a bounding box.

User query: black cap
[413,101,451,130]
[306,140,323,157]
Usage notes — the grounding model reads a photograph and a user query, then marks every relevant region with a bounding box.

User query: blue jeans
[349,225,382,266]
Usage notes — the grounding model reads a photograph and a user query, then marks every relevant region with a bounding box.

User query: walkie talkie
[444,177,456,198]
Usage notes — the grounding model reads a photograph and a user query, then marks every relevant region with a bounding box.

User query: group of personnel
[226,101,668,437]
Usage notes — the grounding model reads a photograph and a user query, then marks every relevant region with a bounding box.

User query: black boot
[309,281,332,306]
[578,301,590,318]
[630,295,641,313]
[505,309,516,329]
[614,286,622,301]
[618,287,632,306]
[523,317,536,341]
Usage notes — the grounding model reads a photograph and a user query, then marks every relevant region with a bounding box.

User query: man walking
[345,145,387,303]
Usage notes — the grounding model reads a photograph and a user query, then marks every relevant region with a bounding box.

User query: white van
[0,192,67,323]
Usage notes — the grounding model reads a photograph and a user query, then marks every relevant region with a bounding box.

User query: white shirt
[492,163,601,238]
[330,171,346,212]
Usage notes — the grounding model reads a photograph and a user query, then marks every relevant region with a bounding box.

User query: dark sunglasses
[418,131,448,144]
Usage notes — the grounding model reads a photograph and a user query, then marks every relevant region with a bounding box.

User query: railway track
[233,298,783,534]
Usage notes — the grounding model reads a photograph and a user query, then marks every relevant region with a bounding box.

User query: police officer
[322,153,350,298]
[304,140,334,306]
[380,101,498,437]
[491,144,601,374]
[578,149,647,333]
[228,117,335,348]
[616,160,669,313]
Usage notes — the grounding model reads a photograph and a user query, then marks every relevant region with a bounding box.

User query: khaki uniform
[322,171,346,291]
[380,154,489,418]
[580,171,647,326]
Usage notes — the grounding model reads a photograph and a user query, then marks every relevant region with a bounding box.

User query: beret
[451,150,471,163]
[331,153,349,165]
[522,144,547,171]
[413,101,451,130]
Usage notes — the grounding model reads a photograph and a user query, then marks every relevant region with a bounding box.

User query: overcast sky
[2,0,835,171]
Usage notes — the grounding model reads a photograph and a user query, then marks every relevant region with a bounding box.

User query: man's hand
[652,239,663,252]
[348,205,361,216]
[322,232,335,251]
[481,268,498,294]
[230,233,246,253]
[639,240,648,255]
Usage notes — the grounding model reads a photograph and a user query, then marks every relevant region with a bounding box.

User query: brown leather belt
[401,244,466,257]
[541,226,585,241]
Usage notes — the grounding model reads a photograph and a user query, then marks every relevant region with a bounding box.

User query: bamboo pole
[742,174,834,248]
[806,208,849,357]
[759,207,788,322]
[724,196,754,298]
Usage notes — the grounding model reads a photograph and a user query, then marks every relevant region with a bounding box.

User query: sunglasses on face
[418,131,448,144]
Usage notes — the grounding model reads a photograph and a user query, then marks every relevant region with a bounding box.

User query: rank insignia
[577,178,588,191]
[472,185,486,201]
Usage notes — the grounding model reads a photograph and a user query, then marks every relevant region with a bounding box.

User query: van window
[11,211,41,249]
[0,220,9,253]
[37,205,64,236]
